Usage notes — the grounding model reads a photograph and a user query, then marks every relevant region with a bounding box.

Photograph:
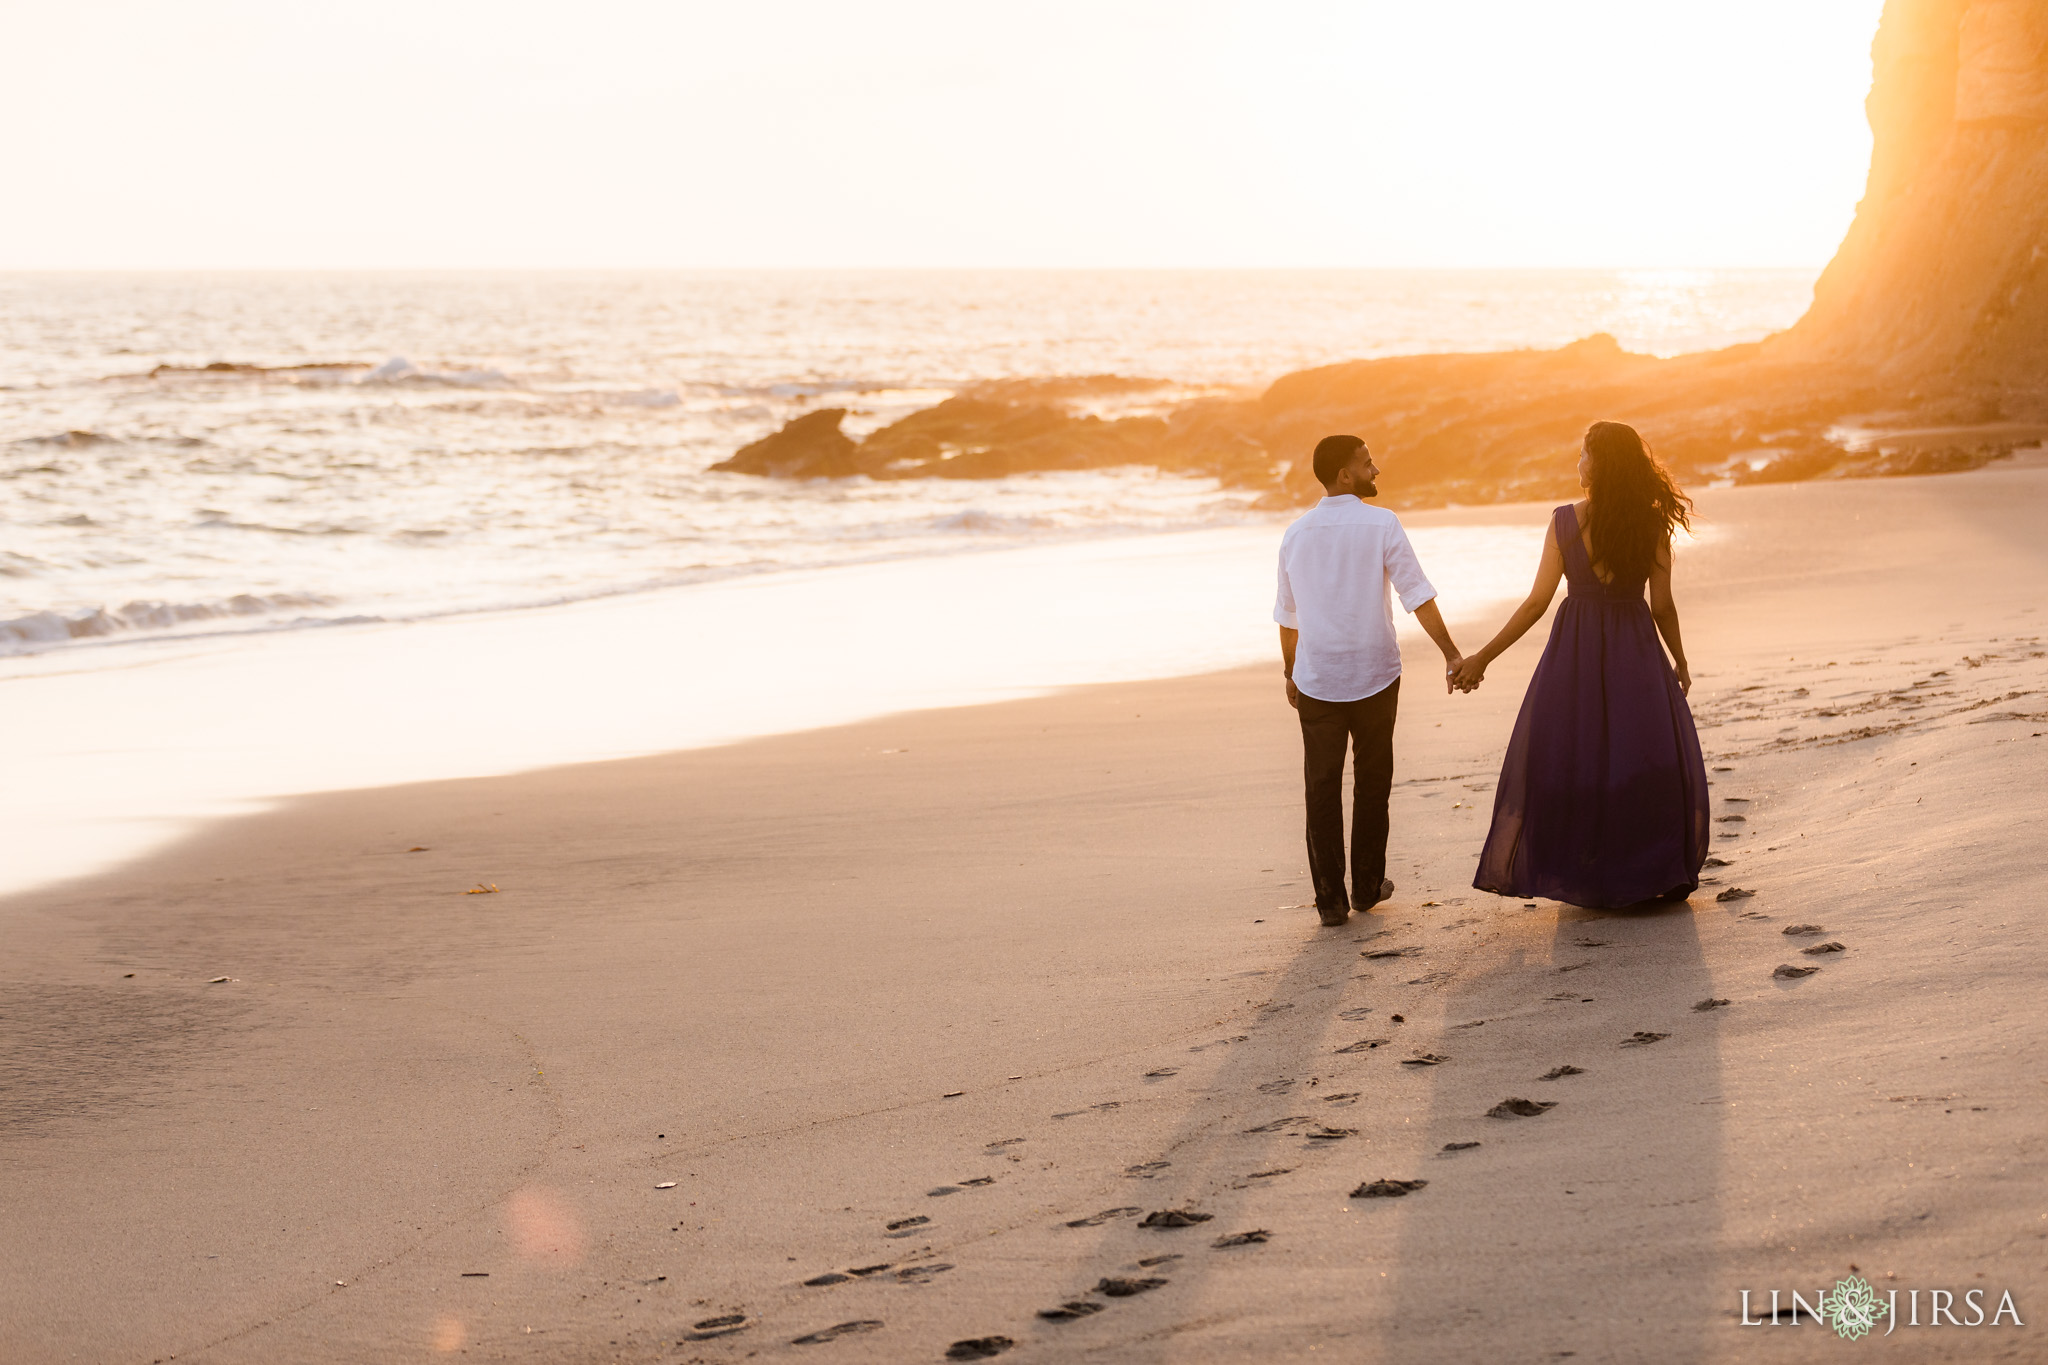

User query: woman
[1452,421,1708,909]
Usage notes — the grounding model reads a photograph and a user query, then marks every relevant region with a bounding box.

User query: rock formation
[710,407,862,478]
[1776,0,2048,402]
[718,0,2045,504]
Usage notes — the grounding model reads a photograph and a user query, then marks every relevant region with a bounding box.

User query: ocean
[0,268,1815,662]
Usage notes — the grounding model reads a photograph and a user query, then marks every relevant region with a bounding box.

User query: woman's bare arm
[1648,538,1691,695]
[1452,521,1565,689]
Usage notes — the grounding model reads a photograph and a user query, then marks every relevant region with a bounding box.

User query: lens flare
[505,1185,585,1266]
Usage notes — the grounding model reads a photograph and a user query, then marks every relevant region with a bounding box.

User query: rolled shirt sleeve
[1274,542,1300,628]
[1383,522,1438,613]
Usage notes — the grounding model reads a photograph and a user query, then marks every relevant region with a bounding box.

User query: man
[1275,434,1463,927]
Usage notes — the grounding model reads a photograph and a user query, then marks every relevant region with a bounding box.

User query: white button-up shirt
[1274,496,1437,702]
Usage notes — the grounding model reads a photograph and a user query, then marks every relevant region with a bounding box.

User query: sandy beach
[5,460,2047,1363]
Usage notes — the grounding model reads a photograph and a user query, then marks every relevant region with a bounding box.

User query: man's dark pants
[1296,678,1400,915]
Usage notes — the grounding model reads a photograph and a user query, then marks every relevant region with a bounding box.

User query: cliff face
[1781,0,2048,406]
[718,4,2045,501]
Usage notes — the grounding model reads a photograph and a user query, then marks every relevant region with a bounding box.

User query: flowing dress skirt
[1473,506,1709,908]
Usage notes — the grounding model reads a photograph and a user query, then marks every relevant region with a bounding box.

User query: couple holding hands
[1275,423,1709,923]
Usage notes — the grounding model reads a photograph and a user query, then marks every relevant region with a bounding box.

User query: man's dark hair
[1313,434,1367,487]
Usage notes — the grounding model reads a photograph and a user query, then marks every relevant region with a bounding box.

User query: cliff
[718,0,2046,503]
[1776,0,2048,407]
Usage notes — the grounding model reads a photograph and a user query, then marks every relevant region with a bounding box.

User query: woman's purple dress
[1473,504,1709,908]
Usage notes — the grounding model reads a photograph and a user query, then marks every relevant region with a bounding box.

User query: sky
[0,0,1888,270]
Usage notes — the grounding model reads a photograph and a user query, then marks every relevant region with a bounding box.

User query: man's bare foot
[1317,904,1351,927]
[1358,878,1395,912]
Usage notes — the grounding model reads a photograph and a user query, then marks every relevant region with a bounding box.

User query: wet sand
[4,460,2047,1363]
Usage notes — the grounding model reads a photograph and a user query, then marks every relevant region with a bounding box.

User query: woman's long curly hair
[1583,421,1694,583]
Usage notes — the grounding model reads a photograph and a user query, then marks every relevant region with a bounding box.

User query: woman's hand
[1673,661,1691,696]
[1453,656,1488,692]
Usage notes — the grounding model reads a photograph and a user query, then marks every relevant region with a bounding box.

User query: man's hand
[1443,654,1462,695]
[1285,676,1301,709]
[1453,656,1487,691]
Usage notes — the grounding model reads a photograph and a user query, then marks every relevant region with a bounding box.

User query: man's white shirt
[1274,495,1437,702]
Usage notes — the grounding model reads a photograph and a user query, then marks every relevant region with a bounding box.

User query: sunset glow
[3,0,1884,268]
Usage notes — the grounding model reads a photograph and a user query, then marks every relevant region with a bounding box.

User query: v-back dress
[1472,504,1709,908]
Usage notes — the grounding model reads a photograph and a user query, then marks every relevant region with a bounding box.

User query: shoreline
[0,511,1546,901]
[4,462,2046,1361]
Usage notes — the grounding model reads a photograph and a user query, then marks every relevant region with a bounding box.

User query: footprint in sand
[884,1216,929,1235]
[1124,1161,1171,1179]
[1574,937,1613,948]
[1258,1078,1298,1093]
[791,1320,884,1345]
[1774,964,1820,979]
[1620,1032,1670,1047]
[1539,1066,1585,1080]
[1139,1209,1214,1228]
[1243,1116,1311,1134]
[1338,1007,1376,1021]
[1136,1254,1181,1268]
[1781,924,1825,936]
[683,1314,750,1340]
[928,1186,963,1197]
[1802,941,1847,955]
[960,1176,995,1187]
[1334,1038,1392,1053]
[1489,1098,1557,1118]
[1693,998,1731,1011]
[1213,1229,1271,1247]
[1402,1053,1449,1067]
[1363,946,1422,959]
[1038,1301,1105,1322]
[1716,887,1756,901]
[896,1264,953,1284]
[1144,1067,1179,1079]
[1065,1207,1142,1228]
[1303,1125,1357,1142]
[1321,1092,1361,1105]
[1704,856,1734,868]
[1247,1167,1294,1179]
[1352,1179,1428,1198]
[945,1336,1014,1360]
[1441,1141,1481,1152]
[803,1272,854,1287]
[1097,1276,1169,1297]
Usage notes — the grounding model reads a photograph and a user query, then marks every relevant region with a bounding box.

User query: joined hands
[1449,654,1487,693]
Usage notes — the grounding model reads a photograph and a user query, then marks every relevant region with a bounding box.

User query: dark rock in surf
[710,408,863,479]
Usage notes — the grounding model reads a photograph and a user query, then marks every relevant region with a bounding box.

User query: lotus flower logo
[1817,1274,1889,1341]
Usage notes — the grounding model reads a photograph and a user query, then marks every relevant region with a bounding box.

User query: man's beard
[1357,478,1378,497]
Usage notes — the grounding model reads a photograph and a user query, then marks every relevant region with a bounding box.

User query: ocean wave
[0,592,336,654]
[360,357,514,389]
[10,429,112,448]
[928,509,1055,533]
